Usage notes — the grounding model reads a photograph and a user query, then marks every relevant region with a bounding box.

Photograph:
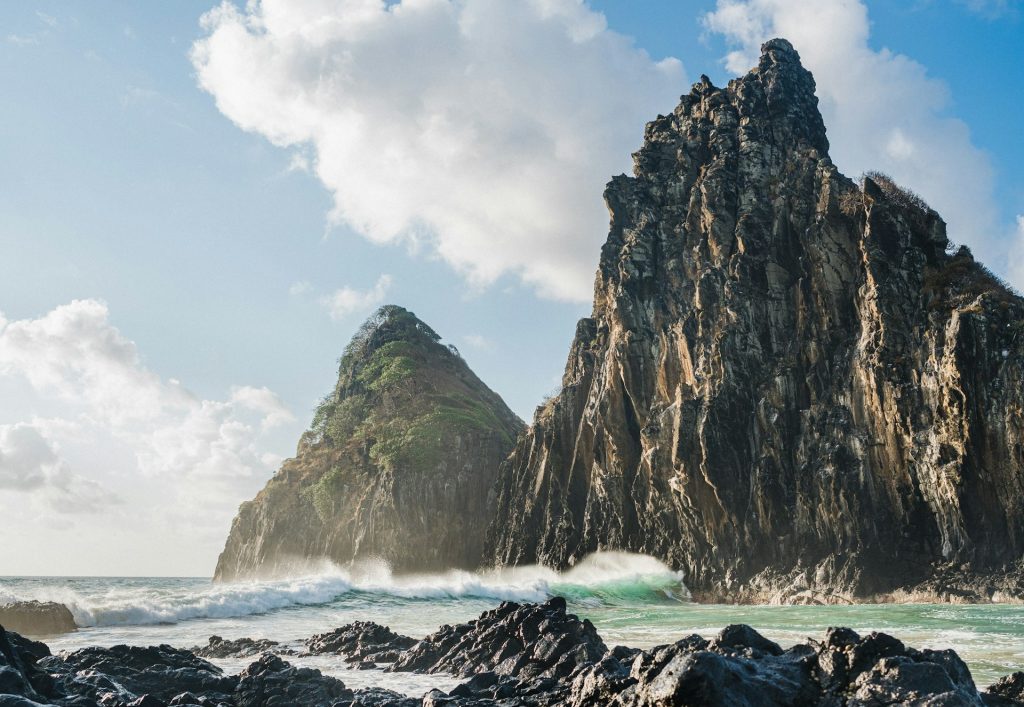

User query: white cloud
[1011,215,1024,287]
[288,279,313,297]
[956,0,1018,18]
[462,334,495,352]
[191,0,685,301]
[320,274,392,321]
[0,422,115,513]
[0,300,295,549]
[7,34,40,46]
[704,0,1008,273]
[0,423,62,491]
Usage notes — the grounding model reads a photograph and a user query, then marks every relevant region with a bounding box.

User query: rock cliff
[485,39,1024,602]
[215,305,523,581]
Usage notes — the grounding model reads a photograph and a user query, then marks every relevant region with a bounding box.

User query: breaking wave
[0,552,686,628]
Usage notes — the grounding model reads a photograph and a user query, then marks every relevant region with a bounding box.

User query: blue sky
[0,0,1021,575]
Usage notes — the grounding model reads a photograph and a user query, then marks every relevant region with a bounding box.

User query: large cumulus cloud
[191,0,685,301]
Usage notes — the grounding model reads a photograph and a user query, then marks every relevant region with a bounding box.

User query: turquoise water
[2,553,1022,694]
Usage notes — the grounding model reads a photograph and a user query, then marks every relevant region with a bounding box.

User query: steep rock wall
[485,39,1024,602]
[216,306,523,581]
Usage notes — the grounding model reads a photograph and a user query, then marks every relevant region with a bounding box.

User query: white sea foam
[0,552,686,628]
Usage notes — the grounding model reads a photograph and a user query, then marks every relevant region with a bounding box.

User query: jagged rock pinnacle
[486,38,1024,603]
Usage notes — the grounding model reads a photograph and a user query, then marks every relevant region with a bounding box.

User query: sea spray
[0,551,686,628]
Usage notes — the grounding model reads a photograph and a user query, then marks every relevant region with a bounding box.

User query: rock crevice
[485,38,1024,602]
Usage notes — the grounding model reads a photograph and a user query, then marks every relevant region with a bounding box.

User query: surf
[0,552,686,628]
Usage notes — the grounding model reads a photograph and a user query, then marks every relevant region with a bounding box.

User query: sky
[1,0,1021,577]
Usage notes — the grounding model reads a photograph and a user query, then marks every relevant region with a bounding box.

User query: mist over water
[3,552,1023,691]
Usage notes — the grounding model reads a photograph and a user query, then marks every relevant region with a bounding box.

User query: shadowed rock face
[215,305,523,581]
[6,608,1023,707]
[485,39,1024,602]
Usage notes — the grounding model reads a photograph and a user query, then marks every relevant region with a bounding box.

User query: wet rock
[346,687,421,706]
[5,602,1024,706]
[189,636,279,660]
[712,624,784,657]
[306,622,416,664]
[985,672,1024,705]
[0,604,75,637]
[849,654,983,706]
[387,597,606,678]
[234,653,351,706]
[485,35,1024,602]
[0,627,56,704]
[40,644,236,705]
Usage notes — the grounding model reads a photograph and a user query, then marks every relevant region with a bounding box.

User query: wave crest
[0,551,686,628]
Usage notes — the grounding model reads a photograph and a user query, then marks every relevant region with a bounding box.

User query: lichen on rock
[215,305,523,581]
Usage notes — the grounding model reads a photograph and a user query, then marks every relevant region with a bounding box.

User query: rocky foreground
[2,599,1022,706]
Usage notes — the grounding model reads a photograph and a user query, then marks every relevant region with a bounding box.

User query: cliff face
[486,39,1024,602]
[215,306,523,581]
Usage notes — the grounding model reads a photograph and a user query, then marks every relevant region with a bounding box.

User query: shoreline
[2,597,1023,706]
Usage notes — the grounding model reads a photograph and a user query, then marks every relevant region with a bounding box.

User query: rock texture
[485,38,1024,602]
[386,597,606,679]
[190,637,280,660]
[2,605,1023,706]
[215,305,523,580]
[0,603,76,637]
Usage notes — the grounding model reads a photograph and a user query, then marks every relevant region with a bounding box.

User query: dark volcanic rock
[190,636,280,660]
[233,654,351,707]
[306,622,416,664]
[388,597,606,679]
[40,644,236,705]
[985,672,1024,706]
[3,602,1023,706]
[0,603,76,637]
[0,626,54,704]
[215,305,524,580]
[485,37,1024,602]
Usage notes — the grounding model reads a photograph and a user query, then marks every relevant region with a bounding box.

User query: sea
[3,552,1022,697]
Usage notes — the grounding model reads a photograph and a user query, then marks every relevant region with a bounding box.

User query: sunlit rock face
[486,39,1024,602]
[215,306,523,581]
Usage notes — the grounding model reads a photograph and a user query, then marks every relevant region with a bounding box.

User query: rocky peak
[486,39,1024,602]
[215,306,523,581]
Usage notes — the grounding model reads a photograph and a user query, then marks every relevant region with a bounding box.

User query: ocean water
[2,553,1022,696]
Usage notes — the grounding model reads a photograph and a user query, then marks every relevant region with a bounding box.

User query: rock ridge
[3,602,1024,705]
[215,305,524,580]
[485,38,1024,602]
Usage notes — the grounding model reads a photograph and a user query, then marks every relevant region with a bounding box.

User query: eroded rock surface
[387,597,606,679]
[485,38,1024,602]
[190,637,280,660]
[306,622,416,665]
[215,305,524,580]
[2,603,1023,706]
[0,604,76,637]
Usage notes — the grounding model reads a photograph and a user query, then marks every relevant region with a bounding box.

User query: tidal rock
[190,636,279,659]
[388,597,606,679]
[233,654,350,707]
[0,604,75,637]
[485,37,1024,602]
[40,644,236,705]
[0,627,53,705]
[215,305,524,580]
[4,602,1024,706]
[343,687,419,706]
[984,672,1024,706]
[305,622,416,664]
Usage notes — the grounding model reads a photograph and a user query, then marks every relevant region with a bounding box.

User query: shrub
[864,171,932,213]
